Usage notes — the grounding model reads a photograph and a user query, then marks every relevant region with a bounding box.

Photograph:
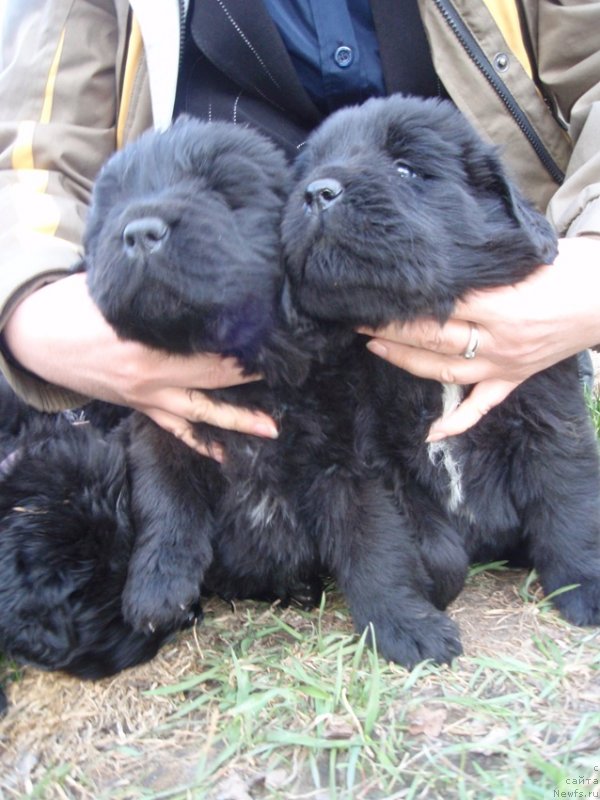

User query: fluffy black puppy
[84,117,322,633]
[0,378,167,706]
[282,94,600,660]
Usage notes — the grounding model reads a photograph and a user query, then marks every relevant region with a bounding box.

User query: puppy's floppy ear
[257,327,312,388]
[276,278,338,373]
[246,278,311,388]
[464,143,558,264]
[280,277,301,331]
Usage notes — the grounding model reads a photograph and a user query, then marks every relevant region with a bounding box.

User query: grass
[587,386,600,437]
[1,384,599,799]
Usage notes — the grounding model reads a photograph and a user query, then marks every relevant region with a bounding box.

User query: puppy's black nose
[304,178,344,212]
[123,217,170,257]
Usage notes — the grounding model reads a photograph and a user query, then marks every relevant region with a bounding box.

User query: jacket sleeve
[532,1,600,239]
[0,0,129,409]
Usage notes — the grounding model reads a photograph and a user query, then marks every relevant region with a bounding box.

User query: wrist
[3,273,124,400]
[555,237,600,350]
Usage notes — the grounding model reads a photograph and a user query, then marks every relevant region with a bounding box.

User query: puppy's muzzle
[123,217,170,258]
[304,178,344,214]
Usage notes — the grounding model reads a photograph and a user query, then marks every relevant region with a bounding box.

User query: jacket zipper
[433,0,565,185]
[177,0,187,77]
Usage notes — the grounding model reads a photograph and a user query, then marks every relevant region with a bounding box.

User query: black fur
[280,94,600,659]
[3,98,598,687]
[0,380,167,704]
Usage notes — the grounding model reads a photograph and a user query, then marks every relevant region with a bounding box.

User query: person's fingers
[358,317,485,357]
[364,338,493,385]
[145,408,225,461]
[186,388,279,437]
[425,379,519,441]
[150,351,261,391]
[184,354,262,390]
[148,387,279,439]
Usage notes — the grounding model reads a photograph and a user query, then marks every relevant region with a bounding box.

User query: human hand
[3,273,278,459]
[358,237,600,440]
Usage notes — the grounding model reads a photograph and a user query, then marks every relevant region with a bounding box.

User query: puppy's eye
[394,160,418,179]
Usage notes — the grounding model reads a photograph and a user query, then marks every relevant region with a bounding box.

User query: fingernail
[366,340,388,357]
[254,422,279,439]
[208,445,225,463]
[426,425,446,443]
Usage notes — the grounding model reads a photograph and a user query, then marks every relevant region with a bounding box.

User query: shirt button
[334,45,354,68]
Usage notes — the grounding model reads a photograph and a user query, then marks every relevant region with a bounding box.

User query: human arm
[359,236,600,440]
[0,2,280,456]
[0,0,134,407]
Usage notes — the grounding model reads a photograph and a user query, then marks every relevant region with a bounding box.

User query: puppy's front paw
[280,575,323,610]
[365,610,463,669]
[550,575,600,627]
[122,560,203,634]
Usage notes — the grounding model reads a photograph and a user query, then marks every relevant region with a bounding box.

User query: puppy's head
[282,95,558,327]
[85,117,292,367]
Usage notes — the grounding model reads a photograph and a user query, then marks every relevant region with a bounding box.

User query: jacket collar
[371,0,441,97]
[190,0,322,125]
[130,0,183,129]
[190,0,439,117]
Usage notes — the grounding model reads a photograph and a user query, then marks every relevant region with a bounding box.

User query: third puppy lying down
[281,94,600,660]
[0,381,167,697]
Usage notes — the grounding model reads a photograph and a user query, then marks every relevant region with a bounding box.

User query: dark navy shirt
[262,0,386,113]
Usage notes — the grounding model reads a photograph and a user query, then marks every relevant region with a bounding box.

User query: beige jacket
[0,0,599,409]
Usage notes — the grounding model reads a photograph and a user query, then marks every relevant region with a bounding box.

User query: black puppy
[0,378,167,704]
[281,94,600,660]
[85,117,322,633]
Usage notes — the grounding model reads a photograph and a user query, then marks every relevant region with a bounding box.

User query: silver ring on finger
[462,323,480,360]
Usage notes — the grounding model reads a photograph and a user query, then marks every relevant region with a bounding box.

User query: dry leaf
[407,706,447,739]
[265,768,288,790]
[470,726,511,755]
[214,773,253,800]
[324,714,355,739]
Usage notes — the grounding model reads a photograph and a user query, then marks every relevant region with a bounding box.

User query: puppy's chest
[420,384,465,512]
[421,384,514,526]
[219,433,306,541]
[217,404,323,535]
[424,383,478,519]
